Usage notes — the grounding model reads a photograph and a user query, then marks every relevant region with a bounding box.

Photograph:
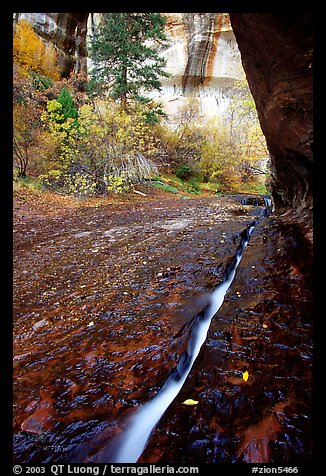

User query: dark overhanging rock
[229,13,313,229]
[54,13,89,77]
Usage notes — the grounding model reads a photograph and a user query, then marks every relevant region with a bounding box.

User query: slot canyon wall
[14,12,313,227]
[229,13,313,226]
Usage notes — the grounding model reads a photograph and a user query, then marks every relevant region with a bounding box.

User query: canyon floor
[13,188,314,465]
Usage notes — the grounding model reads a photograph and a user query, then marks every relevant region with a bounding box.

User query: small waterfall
[241,195,272,208]
[241,195,272,217]
[110,220,256,464]
[263,196,272,207]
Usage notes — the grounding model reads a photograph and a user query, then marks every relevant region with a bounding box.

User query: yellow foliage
[97,101,161,158]
[13,19,60,80]
[242,370,249,382]
[182,399,199,405]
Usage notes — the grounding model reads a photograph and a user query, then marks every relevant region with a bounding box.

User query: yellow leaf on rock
[182,399,199,405]
[243,370,249,382]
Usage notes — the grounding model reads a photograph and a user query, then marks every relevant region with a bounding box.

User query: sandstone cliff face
[230,13,313,223]
[14,13,89,77]
[151,13,243,118]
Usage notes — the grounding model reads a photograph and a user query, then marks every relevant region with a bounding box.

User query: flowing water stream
[112,221,256,463]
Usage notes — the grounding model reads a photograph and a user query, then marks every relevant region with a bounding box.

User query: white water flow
[112,223,256,463]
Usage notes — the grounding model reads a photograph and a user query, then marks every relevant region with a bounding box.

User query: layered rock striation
[156,13,243,118]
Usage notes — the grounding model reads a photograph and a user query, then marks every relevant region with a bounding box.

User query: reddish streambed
[13,194,313,464]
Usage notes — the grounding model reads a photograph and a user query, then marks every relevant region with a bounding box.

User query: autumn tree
[199,120,242,188]
[195,79,269,191]
[13,19,60,80]
[157,99,204,172]
[222,79,269,181]
[13,19,60,179]
[13,101,41,177]
[38,86,83,190]
[89,13,169,119]
[39,97,160,195]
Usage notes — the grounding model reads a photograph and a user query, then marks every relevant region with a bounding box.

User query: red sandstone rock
[21,406,55,434]
[230,13,313,223]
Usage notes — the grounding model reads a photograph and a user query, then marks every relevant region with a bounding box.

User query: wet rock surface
[13,195,313,464]
[139,217,313,464]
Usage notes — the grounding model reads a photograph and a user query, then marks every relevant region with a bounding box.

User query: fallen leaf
[182,399,199,405]
[242,370,249,382]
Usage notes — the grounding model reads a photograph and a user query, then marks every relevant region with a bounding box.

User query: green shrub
[175,163,194,180]
[57,87,78,121]
[14,172,44,191]
[30,72,53,91]
[186,179,201,194]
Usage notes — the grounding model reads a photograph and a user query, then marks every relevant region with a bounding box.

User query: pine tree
[57,87,78,121]
[89,13,170,113]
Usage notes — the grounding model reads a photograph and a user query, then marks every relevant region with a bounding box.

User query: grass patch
[150,174,229,196]
[198,181,222,194]
[249,182,268,195]
[236,181,269,195]
[151,174,204,195]
[150,180,179,194]
[13,169,44,192]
